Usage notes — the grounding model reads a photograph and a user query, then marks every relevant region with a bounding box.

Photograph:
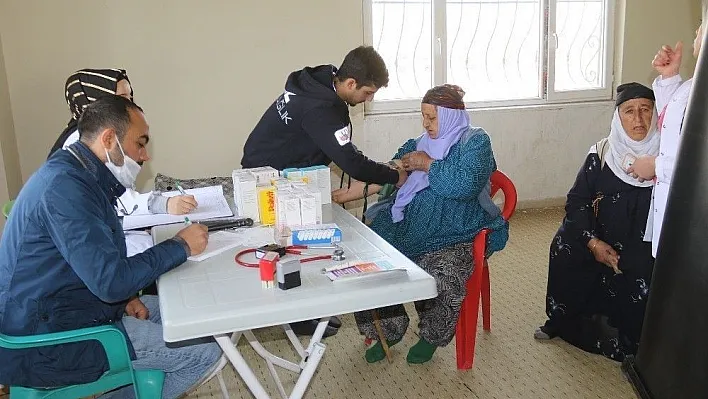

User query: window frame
[363,0,616,115]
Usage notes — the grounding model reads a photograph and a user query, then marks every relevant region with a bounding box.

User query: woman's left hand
[401,151,433,172]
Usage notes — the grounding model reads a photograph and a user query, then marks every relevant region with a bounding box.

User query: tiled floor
[0,208,633,398]
[187,208,636,399]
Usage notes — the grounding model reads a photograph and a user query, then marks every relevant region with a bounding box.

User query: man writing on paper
[241,46,408,337]
[628,22,704,258]
[0,96,221,398]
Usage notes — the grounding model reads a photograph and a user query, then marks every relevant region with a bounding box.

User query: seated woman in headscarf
[534,82,658,362]
[48,68,196,217]
[331,84,509,364]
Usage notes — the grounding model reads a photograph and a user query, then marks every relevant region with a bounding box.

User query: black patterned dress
[540,150,654,361]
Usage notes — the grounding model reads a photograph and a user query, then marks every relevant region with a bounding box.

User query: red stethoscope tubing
[234,247,332,268]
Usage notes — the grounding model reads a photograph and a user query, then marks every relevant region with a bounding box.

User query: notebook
[122,185,233,230]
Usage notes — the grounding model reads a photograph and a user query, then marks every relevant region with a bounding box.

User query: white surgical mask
[105,140,141,189]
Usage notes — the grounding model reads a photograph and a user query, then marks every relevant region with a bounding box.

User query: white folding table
[153,204,438,399]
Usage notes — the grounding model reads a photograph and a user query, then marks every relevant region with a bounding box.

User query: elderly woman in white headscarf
[535,82,659,362]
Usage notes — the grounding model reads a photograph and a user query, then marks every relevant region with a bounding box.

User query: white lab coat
[644,75,693,257]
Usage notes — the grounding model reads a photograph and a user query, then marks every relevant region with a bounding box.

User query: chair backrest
[490,170,517,221]
[0,325,164,398]
[2,200,13,219]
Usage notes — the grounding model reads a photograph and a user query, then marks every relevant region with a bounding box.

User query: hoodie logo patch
[283,91,296,103]
[276,91,295,125]
[334,126,351,146]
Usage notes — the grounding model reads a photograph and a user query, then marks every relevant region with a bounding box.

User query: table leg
[217,321,330,399]
[290,342,326,399]
[244,330,301,373]
[203,355,231,399]
[303,317,330,359]
[215,333,271,399]
[283,324,306,358]
[201,332,240,398]
[217,372,230,399]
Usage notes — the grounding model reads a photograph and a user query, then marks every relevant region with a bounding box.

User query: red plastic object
[259,252,279,287]
[455,170,517,370]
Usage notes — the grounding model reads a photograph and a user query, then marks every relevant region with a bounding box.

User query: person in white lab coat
[48,68,198,218]
[628,23,705,258]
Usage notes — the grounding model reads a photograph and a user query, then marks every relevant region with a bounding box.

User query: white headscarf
[601,108,660,187]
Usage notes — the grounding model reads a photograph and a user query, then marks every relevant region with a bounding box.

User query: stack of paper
[122,185,233,230]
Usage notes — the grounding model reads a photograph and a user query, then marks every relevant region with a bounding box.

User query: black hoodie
[241,65,399,185]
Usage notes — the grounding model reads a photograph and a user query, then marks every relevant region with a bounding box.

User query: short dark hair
[335,46,389,89]
[78,95,144,143]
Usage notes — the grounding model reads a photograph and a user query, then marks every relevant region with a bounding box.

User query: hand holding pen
[176,216,208,256]
[166,180,198,215]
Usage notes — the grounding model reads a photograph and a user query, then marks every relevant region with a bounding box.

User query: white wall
[0,0,363,190]
[0,31,21,234]
[619,0,702,85]
[0,0,702,209]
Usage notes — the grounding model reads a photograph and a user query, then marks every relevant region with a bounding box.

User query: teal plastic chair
[0,325,164,398]
[2,199,13,219]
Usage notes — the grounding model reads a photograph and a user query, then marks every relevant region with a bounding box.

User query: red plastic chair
[455,170,517,369]
[362,171,518,362]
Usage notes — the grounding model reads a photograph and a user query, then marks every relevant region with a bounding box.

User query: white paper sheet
[188,230,244,262]
[122,185,233,230]
[124,231,154,257]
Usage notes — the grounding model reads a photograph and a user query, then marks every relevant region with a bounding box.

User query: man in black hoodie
[242,46,406,337]
[242,46,406,187]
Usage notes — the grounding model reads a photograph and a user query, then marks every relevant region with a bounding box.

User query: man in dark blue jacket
[0,96,221,397]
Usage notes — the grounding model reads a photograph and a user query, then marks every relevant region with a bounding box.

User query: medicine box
[247,166,279,186]
[299,194,318,226]
[274,193,290,238]
[283,168,305,182]
[284,195,302,227]
[302,168,319,189]
[305,186,322,224]
[291,223,342,245]
[314,166,332,204]
[257,186,276,225]
[232,170,260,222]
[275,193,302,236]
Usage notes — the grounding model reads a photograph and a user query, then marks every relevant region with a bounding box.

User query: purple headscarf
[390,106,470,222]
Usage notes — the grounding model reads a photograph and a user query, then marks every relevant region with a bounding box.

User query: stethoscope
[66,146,139,217]
[117,198,138,216]
[234,245,346,268]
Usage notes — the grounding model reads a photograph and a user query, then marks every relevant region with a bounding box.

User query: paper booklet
[322,260,407,281]
[122,185,233,230]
